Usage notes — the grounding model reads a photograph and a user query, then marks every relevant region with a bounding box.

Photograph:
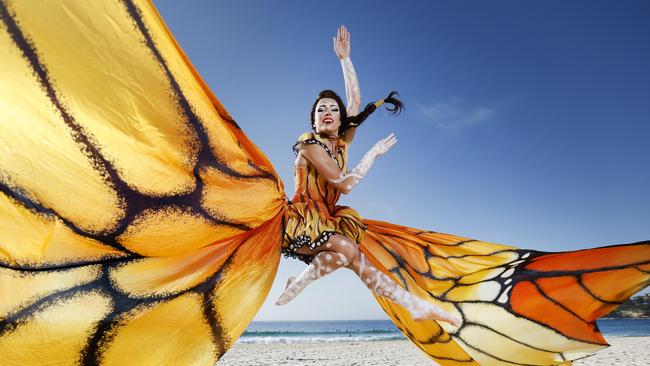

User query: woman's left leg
[276,234,359,305]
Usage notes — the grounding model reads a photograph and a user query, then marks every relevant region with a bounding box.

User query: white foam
[237,335,403,344]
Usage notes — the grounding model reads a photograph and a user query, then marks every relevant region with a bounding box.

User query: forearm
[329,133,396,192]
[329,147,379,193]
[340,57,361,116]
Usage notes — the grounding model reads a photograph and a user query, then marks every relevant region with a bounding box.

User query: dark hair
[310,90,404,134]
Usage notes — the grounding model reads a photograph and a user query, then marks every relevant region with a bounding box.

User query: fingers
[375,133,396,146]
[383,133,397,145]
[337,25,349,43]
[341,25,349,41]
[372,133,397,155]
[383,133,397,152]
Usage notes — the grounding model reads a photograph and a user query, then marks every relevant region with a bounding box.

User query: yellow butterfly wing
[0,0,284,364]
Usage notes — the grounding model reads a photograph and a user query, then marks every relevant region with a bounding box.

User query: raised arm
[333,25,361,143]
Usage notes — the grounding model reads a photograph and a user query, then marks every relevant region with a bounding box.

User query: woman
[276,26,461,326]
[1,4,647,365]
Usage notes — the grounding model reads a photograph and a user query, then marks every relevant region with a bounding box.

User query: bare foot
[443,314,462,328]
[275,276,296,306]
[413,307,462,327]
[284,276,295,291]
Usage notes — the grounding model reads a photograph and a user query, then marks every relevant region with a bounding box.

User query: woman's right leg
[347,252,461,326]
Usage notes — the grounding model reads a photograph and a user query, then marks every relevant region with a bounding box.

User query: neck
[318,131,338,141]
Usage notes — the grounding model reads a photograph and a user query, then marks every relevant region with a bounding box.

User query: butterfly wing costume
[0,1,648,365]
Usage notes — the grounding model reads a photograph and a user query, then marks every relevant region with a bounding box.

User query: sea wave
[236,319,650,344]
[242,329,397,336]
[237,334,404,344]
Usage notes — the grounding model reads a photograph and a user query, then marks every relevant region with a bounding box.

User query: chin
[318,126,338,135]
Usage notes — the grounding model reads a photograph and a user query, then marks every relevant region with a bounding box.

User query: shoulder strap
[292,132,330,156]
[292,132,342,169]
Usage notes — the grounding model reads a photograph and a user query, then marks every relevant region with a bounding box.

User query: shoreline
[218,336,650,365]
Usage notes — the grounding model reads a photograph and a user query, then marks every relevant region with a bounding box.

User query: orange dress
[282,132,366,263]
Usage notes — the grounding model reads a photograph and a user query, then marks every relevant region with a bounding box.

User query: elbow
[338,184,352,195]
[328,175,356,194]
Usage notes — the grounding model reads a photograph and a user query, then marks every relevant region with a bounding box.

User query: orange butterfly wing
[509,243,650,345]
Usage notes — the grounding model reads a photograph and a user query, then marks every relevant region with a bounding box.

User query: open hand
[333,25,350,59]
[371,133,397,156]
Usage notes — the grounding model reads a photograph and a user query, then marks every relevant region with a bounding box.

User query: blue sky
[154,1,650,320]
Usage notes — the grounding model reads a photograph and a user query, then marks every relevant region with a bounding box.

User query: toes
[283,276,296,290]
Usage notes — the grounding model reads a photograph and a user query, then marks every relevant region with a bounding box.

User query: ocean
[239,319,650,344]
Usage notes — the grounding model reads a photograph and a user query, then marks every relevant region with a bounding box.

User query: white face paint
[314,98,341,136]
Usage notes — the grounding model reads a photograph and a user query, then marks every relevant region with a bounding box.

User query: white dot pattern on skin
[277,253,329,304]
[336,260,342,265]
[336,253,349,266]
[351,253,456,323]
[326,243,332,248]
[325,254,332,260]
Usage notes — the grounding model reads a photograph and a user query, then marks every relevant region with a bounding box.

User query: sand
[217,337,649,365]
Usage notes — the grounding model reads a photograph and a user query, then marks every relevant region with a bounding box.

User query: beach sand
[217,336,649,365]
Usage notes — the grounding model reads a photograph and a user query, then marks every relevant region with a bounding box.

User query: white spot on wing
[497,285,513,304]
[501,268,515,278]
